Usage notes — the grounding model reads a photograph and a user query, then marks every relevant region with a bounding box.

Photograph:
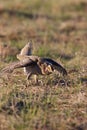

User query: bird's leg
[25,73,32,87]
[27,72,32,80]
[34,75,43,85]
[34,75,38,84]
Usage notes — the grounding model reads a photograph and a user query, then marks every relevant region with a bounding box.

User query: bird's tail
[17,41,33,61]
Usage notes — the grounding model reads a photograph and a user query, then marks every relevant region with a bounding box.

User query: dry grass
[0,0,87,130]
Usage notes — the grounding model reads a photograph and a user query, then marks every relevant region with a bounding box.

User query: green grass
[0,0,87,130]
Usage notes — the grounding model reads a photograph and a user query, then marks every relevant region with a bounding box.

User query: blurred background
[0,0,87,130]
[0,0,87,61]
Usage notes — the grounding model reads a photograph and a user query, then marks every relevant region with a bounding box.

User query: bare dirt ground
[0,0,87,130]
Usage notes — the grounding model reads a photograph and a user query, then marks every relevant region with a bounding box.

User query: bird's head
[41,63,54,75]
[45,65,54,74]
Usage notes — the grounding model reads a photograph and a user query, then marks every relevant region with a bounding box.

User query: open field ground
[0,0,87,130]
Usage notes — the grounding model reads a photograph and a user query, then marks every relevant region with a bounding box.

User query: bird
[17,41,33,75]
[0,54,67,83]
[0,41,67,83]
[18,41,32,56]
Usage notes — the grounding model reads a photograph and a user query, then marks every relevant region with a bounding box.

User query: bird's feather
[0,55,67,77]
[40,58,67,76]
[0,59,36,74]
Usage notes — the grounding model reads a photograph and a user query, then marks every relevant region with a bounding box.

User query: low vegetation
[0,0,87,130]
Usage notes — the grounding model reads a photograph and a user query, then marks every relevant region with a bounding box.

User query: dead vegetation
[0,0,87,130]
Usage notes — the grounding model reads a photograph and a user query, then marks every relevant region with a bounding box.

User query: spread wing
[40,58,67,76]
[0,58,36,74]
